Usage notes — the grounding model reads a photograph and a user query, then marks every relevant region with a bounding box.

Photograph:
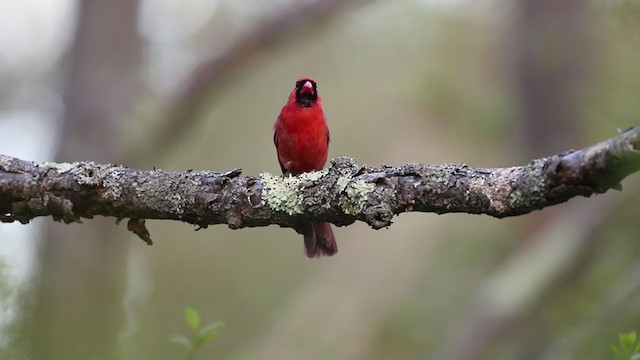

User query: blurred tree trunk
[514,0,591,158]
[508,0,594,357]
[28,1,141,359]
[513,0,594,354]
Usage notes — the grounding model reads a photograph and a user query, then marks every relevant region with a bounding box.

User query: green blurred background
[0,0,639,359]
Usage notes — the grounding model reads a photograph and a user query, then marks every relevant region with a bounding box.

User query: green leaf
[168,334,192,349]
[89,356,103,360]
[200,320,225,334]
[620,332,637,350]
[194,332,218,348]
[185,307,200,331]
[631,353,640,360]
[612,345,624,358]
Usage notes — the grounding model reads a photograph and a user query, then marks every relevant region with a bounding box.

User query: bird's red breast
[274,77,330,175]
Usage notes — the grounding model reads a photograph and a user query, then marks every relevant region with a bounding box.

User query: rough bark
[1,126,639,243]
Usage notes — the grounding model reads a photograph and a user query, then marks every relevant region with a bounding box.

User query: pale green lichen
[260,172,304,215]
[509,190,526,208]
[298,169,328,182]
[335,176,350,193]
[261,170,373,216]
[35,161,79,173]
[339,178,375,215]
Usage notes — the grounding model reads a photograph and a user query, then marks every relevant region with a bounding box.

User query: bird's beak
[300,81,314,95]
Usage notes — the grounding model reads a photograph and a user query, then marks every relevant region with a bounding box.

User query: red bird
[273,77,337,258]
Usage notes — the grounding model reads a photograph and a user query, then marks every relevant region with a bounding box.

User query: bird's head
[294,77,318,107]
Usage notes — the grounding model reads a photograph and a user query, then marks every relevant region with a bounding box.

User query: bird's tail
[303,222,338,258]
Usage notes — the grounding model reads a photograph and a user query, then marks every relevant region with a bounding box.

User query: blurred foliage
[611,332,640,360]
[169,307,224,360]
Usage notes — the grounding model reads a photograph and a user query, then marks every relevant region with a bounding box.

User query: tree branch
[1,126,639,242]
